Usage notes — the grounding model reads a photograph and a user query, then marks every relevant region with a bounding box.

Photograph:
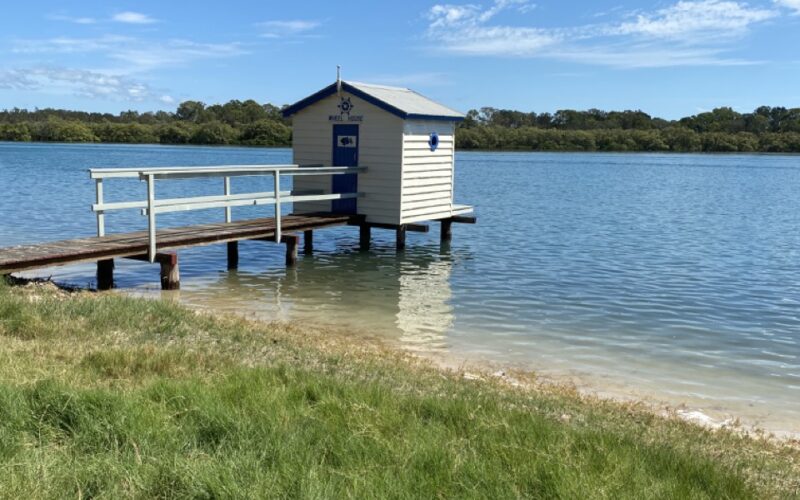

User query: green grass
[0,278,798,499]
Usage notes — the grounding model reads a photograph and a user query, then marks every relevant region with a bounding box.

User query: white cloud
[0,70,35,90]
[0,67,165,102]
[424,0,777,67]
[613,0,776,39]
[12,36,246,72]
[112,11,158,24]
[48,14,97,24]
[438,25,559,55]
[428,5,484,28]
[552,44,760,68]
[427,0,534,28]
[7,32,247,103]
[13,35,133,54]
[427,0,556,56]
[257,20,320,38]
[775,0,800,14]
[117,39,246,70]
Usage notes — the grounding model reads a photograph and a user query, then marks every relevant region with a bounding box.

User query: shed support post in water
[227,241,239,270]
[304,230,314,255]
[440,219,453,244]
[158,253,180,290]
[396,225,406,251]
[282,234,299,267]
[359,224,371,251]
[123,252,180,290]
[97,259,114,290]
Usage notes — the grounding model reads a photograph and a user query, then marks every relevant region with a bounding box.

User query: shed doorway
[331,124,359,214]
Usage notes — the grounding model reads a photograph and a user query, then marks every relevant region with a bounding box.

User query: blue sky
[1,0,799,119]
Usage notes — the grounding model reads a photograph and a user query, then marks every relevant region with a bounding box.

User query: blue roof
[282,81,465,122]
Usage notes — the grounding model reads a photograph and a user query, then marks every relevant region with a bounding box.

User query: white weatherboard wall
[292,91,405,224]
[400,121,456,224]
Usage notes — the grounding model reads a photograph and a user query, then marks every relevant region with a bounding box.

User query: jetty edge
[0,278,798,498]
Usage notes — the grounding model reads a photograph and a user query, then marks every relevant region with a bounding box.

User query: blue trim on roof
[281,82,338,118]
[282,82,464,122]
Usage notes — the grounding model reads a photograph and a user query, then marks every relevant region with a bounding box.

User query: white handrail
[89,164,320,179]
[89,165,364,262]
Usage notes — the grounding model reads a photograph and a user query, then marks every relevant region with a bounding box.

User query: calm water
[2,142,799,433]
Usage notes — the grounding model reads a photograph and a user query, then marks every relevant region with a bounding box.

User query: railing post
[146,173,156,263]
[274,170,281,243]
[224,176,232,223]
[95,178,105,237]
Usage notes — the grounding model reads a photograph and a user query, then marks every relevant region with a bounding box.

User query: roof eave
[282,81,465,122]
[281,82,339,118]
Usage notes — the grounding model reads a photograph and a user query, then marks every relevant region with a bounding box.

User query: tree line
[456,106,800,152]
[1,100,800,152]
[0,100,291,146]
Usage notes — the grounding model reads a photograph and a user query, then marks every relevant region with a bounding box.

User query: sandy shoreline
[14,275,800,443]
[420,349,800,442]
[169,288,800,442]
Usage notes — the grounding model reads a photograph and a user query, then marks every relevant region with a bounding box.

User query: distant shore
[2,102,799,153]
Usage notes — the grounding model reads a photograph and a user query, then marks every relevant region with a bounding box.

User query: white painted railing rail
[89,164,365,262]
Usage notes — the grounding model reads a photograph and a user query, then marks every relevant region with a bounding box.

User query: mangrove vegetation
[2,101,800,152]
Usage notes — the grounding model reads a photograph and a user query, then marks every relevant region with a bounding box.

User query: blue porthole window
[428,132,439,152]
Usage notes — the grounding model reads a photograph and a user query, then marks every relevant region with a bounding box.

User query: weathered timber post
[227,241,239,270]
[282,234,299,266]
[97,259,114,290]
[304,230,314,255]
[441,219,453,243]
[396,225,407,251]
[359,224,371,251]
[158,253,180,290]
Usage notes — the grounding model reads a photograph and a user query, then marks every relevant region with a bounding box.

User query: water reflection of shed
[182,247,457,351]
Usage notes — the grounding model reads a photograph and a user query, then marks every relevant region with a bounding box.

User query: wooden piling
[396,225,406,251]
[227,241,239,270]
[158,253,180,290]
[359,225,371,251]
[282,234,299,266]
[304,230,314,255]
[97,259,114,290]
[124,252,180,290]
[441,219,453,243]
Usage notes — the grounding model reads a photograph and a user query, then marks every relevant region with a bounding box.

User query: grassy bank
[0,279,798,498]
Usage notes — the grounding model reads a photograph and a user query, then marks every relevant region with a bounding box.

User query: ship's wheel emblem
[338,97,354,116]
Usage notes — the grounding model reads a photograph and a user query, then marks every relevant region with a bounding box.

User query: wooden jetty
[0,164,474,290]
[2,80,480,290]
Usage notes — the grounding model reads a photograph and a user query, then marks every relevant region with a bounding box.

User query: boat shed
[283,80,473,225]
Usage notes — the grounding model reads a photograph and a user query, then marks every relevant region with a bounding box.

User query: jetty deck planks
[0,213,357,274]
